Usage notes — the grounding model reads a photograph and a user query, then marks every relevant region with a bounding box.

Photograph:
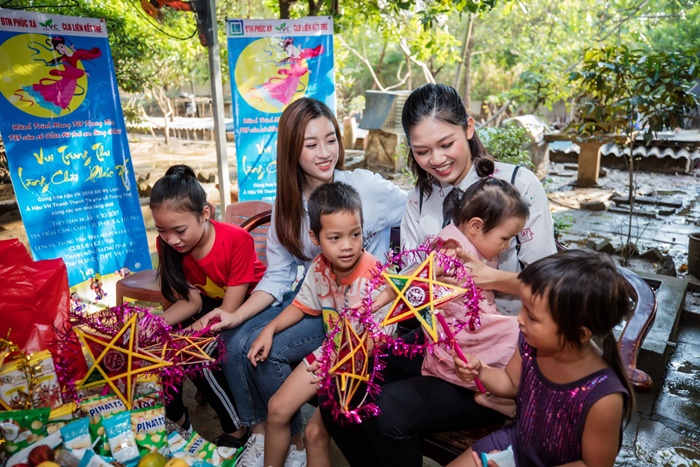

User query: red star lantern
[75,314,172,409]
[329,316,370,413]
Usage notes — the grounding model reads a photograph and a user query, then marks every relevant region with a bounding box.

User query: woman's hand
[455,247,521,295]
[247,326,275,367]
[472,450,500,467]
[198,308,243,332]
[455,248,489,284]
[453,352,482,382]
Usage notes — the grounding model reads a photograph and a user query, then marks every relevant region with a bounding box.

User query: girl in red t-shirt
[150,164,265,448]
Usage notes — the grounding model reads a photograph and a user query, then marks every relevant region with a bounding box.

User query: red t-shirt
[181,220,266,299]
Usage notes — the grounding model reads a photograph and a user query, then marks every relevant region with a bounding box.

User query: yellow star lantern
[329,316,370,413]
[74,314,172,409]
[143,334,216,366]
[382,252,468,342]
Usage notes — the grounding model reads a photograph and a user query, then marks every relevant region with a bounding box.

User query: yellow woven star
[75,314,172,409]
[143,334,216,365]
[329,317,370,412]
[381,252,468,342]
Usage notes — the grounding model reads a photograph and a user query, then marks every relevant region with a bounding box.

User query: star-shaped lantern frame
[329,316,370,413]
[381,252,469,342]
[74,314,172,409]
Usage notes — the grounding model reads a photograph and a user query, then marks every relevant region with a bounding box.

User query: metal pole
[206,0,231,216]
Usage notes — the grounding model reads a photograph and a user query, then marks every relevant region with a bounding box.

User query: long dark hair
[518,249,636,422]
[149,165,208,302]
[401,83,489,199]
[447,158,529,231]
[275,98,345,261]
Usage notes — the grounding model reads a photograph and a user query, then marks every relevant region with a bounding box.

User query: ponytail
[150,165,208,303]
[602,333,635,424]
[519,250,637,424]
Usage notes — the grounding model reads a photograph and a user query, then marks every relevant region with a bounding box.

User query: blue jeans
[221,291,326,434]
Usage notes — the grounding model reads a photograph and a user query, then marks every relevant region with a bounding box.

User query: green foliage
[568,46,700,141]
[478,124,533,169]
[552,214,573,240]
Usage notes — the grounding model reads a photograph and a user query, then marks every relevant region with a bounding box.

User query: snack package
[132,391,159,410]
[0,350,63,410]
[79,393,127,456]
[103,411,139,467]
[0,406,50,455]
[78,449,116,467]
[135,374,161,397]
[167,430,188,455]
[61,417,92,451]
[184,432,241,466]
[131,404,169,456]
[48,401,79,434]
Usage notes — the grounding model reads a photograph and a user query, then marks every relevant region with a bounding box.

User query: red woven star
[75,314,171,409]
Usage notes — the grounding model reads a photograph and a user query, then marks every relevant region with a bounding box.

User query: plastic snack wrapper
[0,406,50,455]
[79,393,127,456]
[0,350,63,411]
[61,417,92,451]
[5,429,62,467]
[183,433,241,466]
[103,410,140,467]
[131,404,169,456]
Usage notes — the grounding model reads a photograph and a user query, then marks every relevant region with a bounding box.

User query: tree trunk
[308,0,320,16]
[453,13,473,91]
[151,87,173,145]
[463,15,475,114]
[279,0,297,19]
[374,44,387,90]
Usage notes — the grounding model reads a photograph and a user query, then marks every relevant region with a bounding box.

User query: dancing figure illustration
[20,36,101,115]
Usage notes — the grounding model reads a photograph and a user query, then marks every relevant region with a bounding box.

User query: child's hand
[471,450,500,467]
[306,362,323,385]
[453,352,481,382]
[247,327,274,367]
[198,308,242,332]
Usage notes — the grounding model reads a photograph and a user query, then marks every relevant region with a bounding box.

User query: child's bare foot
[474,392,517,419]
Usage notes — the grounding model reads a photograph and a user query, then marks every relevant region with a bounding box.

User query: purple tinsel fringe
[54,303,222,406]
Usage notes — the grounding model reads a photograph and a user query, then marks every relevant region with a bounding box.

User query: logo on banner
[39,19,59,31]
[229,20,243,36]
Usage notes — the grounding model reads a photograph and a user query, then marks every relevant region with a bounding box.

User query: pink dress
[420,224,520,391]
[261,45,323,106]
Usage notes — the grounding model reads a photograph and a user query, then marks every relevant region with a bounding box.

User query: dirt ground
[1,135,699,277]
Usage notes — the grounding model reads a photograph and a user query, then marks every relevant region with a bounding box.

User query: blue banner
[226,17,335,201]
[0,10,151,300]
